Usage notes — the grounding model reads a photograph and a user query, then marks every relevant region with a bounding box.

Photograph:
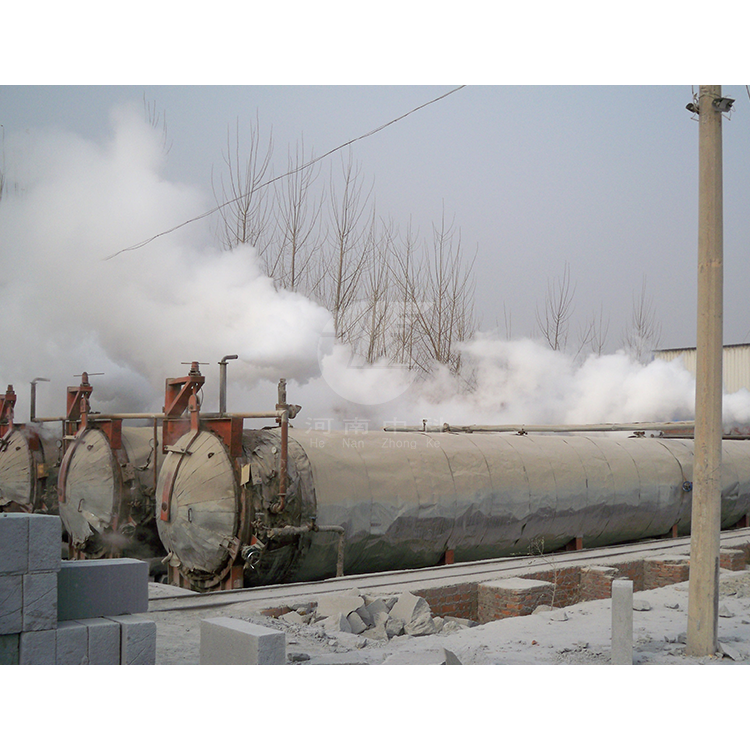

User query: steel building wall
[654,344,750,394]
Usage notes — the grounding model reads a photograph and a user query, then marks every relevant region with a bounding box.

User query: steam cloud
[2,104,749,432]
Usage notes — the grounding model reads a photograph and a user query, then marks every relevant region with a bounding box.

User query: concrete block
[611,578,633,665]
[0,633,20,665]
[315,592,365,618]
[19,628,56,665]
[107,615,157,665]
[0,513,29,574]
[347,611,368,635]
[23,571,57,631]
[27,514,62,573]
[0,574,23,635]
[57,558,148,621]
[77,618,121,665]
[56,620,89,665]
[200,617,285,665]
[390,592,431,627]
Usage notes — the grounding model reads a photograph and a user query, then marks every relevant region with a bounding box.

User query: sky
[4,83,749,351]
[2,9,749,428]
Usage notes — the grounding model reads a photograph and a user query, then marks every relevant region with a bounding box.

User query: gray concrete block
[76,618,121,665]
[20,628,56,665]
[0,574,23,635]
[27,514,62,573]
[200,616,285,665]
[0,633,20,665]
[56,620,89,665]
[611,578,633,665]
[57,558,148,621]
[0,513,29,574]
[315,592,365,618]
[107,615,156,665]
[23,571,57,631]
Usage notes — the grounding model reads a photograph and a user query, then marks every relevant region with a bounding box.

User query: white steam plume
[2,104,749,434]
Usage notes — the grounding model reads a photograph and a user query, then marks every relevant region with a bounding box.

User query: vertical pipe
[687,85,724,657]
[218,355,238,416]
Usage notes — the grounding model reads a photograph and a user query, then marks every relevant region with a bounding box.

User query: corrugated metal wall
[654,344,750,394]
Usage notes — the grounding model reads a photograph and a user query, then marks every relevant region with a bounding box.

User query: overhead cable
[105,85,466,260]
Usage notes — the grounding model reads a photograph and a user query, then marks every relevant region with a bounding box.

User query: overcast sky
[3,83,749,352]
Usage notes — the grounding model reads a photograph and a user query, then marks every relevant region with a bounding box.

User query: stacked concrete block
[0,512,156,665]
[0,513,61,665]
[200,617,286,665]
[57,558,149,620]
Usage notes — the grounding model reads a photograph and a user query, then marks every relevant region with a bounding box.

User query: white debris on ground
[145,567,750,666]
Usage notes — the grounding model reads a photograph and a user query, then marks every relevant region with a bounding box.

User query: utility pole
[686,85,730,656]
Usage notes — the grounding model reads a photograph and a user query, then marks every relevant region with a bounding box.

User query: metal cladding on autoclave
[0,385,61,514]
[25,373,165,563]
[155,414,750,592]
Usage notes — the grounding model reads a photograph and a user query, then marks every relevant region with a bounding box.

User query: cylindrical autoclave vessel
[58,424,163,560]
[155,426,750,591]
[0,385,60,514]
[0,423,60,514]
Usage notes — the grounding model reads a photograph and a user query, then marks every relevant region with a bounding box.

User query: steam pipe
[29,378,50,423]
[384,421,697,434]
[218,354,238,416]
[271,379,290,515]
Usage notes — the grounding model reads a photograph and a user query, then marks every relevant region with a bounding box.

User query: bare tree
[325,150,373,341]
[271,138,325,297]
[142,94,172,155]
[389,220,422,368]
[624,276,662,363]
[213,114,275,260]
[577,304,610,359]
[406,207,477,375]
[537,262,575,352]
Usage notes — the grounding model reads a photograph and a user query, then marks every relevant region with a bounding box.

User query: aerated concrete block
[27,514,62,573]
[77,617,121,665]
[200,617,285,665]
[0,513,29,574]
[23,572,57,631]
[56,620,89,665]
[19,628,56,665]
[106,615,157,665]
[0,574,23,635]
[57,559,148,621]
[611,578,633,665]
[0,634,20,665]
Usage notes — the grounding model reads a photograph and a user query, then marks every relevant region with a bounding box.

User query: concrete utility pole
[686,85,726,656]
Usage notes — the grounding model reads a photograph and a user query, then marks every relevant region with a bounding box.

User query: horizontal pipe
[384,421,697,434]
[33,409,289,423]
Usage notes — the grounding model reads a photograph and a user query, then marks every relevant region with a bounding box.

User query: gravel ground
[144,568,750,666]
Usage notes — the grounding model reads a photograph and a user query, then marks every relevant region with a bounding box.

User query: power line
[104,85,466,261]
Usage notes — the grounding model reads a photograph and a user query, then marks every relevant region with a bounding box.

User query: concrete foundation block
[200,616,286,665]
[27,514,62,573]
[77,618,121,665]
[19,628,56,665]
[23,571,58,631]
[106,615,157,665]
[0,574,23,635]
[0,633,20,665]
[58,559,148,621]
[611,578,634,665]
[56,620,89,665]
[0,513,29,574]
